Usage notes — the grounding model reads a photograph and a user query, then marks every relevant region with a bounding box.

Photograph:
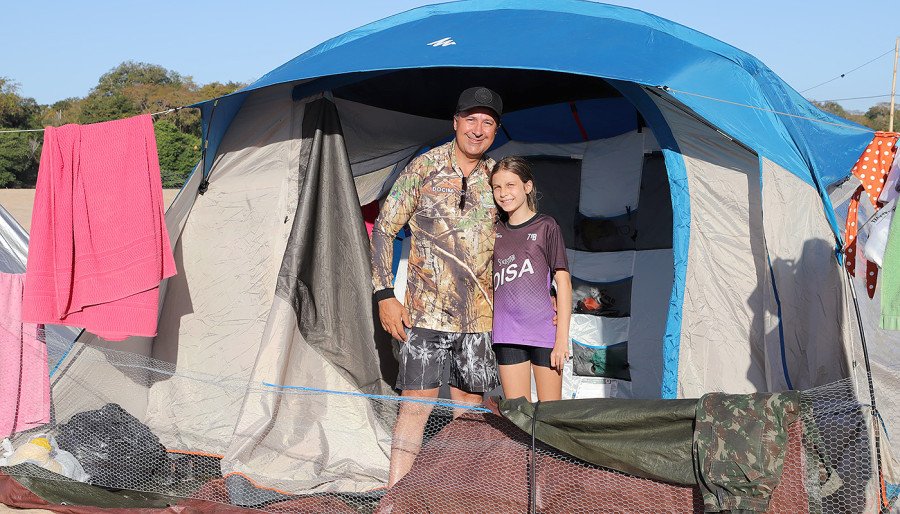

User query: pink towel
[22,115,176,340]
[0,273,50,437]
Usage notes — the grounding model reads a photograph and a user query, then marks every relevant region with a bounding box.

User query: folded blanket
[0,272,49,437]
[22,114,176,340]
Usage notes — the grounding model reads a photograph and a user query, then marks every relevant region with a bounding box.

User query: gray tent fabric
[219,94,392,494]
[499,396,697,485]
[0,203,28,274]
[275,97,394,396]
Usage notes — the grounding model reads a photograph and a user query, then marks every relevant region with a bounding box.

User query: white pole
[890,37,899,132]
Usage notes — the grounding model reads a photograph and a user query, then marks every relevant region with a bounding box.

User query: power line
[801,48,895,93]
[815,94,893,103]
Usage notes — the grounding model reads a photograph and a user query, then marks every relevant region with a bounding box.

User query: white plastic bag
[878,153,900,204]
[864,199,896,267]
[0,434,89,482]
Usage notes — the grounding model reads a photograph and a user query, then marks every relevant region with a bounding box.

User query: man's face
[453,107,499,160]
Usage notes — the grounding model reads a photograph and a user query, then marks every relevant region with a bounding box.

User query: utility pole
[891,36,898,132]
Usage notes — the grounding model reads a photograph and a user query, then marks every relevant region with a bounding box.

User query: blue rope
[261,381,491,413]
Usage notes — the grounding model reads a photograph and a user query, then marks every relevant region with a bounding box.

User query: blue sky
[3,0,897,112]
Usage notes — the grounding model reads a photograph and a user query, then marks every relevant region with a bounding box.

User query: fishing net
[1,324,898,513]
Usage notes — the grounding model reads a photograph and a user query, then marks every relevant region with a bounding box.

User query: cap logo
[427,37,456,47]
[474,88,493,103]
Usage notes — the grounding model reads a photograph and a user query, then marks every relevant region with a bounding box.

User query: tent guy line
[0,106,188,134]
[659,86,874,132]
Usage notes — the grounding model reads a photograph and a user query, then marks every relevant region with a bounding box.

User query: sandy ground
[0,189,181,232]
[0,506,54,513]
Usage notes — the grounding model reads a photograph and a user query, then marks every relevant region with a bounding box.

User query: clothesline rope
[658,86,876,133]
[0,107,187,135]
[0,88,884,137]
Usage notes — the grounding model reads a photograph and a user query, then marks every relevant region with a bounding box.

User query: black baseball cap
[456,87,503,118]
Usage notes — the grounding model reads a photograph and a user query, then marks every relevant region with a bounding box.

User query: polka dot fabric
[844,132,899,298]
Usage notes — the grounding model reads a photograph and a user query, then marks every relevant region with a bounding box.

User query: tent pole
[843,265,886,510]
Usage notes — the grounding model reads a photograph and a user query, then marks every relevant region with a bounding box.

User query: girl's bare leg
[498,362,532,402]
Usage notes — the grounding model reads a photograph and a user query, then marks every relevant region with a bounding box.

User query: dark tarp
[274,97,395,395]
[500,396,698,485]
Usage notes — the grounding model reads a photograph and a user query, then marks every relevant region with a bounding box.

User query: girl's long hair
[490,156,538,221]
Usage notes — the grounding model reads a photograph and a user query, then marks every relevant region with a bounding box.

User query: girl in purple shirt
[490,156,572,402]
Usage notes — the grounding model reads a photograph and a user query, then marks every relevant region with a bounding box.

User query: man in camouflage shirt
[371,87,502,486]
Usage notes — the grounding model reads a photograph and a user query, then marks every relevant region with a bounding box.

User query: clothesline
[0,107,188,135]
[0,88,886,136]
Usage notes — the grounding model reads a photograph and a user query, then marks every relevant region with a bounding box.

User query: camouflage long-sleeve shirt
[371,141,496,333]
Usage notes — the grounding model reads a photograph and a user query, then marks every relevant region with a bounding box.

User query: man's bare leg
[388,387,439,488]
[449,386,483,419]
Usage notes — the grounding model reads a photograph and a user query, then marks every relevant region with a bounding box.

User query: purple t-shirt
[492,213,569,348]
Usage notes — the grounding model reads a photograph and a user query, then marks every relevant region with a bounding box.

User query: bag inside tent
[2,1,899,512]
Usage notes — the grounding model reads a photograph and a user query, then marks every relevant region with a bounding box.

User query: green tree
[79,92,139,124]
[811,100,849,119]
[0,131,41,187]
[811,99,899,131]
[863,103,898,132]
[39,98,82,127]
[1,63,245,188]
[0,78,41,129]
[94,61,185,97]
[154,120,200,188]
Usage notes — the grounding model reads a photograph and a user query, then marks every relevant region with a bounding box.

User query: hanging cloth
[22,115,176,340]
[843,132,899,298]
[0,273,49,437]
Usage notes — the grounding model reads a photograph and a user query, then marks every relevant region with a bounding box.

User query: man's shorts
[493,343,553,368]
[396,327,499,393]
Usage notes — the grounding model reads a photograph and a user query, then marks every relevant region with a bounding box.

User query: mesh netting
[1,324,899,513]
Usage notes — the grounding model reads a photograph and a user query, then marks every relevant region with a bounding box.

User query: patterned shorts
[396,327,499,393]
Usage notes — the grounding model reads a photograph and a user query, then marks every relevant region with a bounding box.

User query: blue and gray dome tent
[36,0,891,503]
[189,0,872,397]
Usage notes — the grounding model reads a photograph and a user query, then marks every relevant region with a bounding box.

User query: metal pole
[890,37,898,132]
[843,266,886,511]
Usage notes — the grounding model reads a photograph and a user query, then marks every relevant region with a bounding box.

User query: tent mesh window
[1,325,898,513]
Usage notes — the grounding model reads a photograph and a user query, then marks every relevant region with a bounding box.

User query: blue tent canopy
[196,0,872,190]
[190,0,874,399]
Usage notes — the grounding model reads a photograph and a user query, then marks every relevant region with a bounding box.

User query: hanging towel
[881,200,900,329]
[0,273,50,438]
[844,132,898,298]
[22,115,176,340]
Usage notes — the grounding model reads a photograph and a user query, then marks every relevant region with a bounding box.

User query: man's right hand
[378,297,412,342]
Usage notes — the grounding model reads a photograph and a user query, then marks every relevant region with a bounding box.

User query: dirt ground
[0,189,181,232]
[0,506,53,513]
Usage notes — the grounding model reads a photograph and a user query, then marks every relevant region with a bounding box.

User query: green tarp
[500,396,698,485]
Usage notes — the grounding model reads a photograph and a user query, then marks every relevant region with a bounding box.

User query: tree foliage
[812,100,899,132]
[0,63,244,188]
[0,78,41,129]
[0,132,40,187]
[154,120,200,188]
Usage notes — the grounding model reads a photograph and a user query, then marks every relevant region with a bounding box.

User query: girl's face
[491,168,533,214]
